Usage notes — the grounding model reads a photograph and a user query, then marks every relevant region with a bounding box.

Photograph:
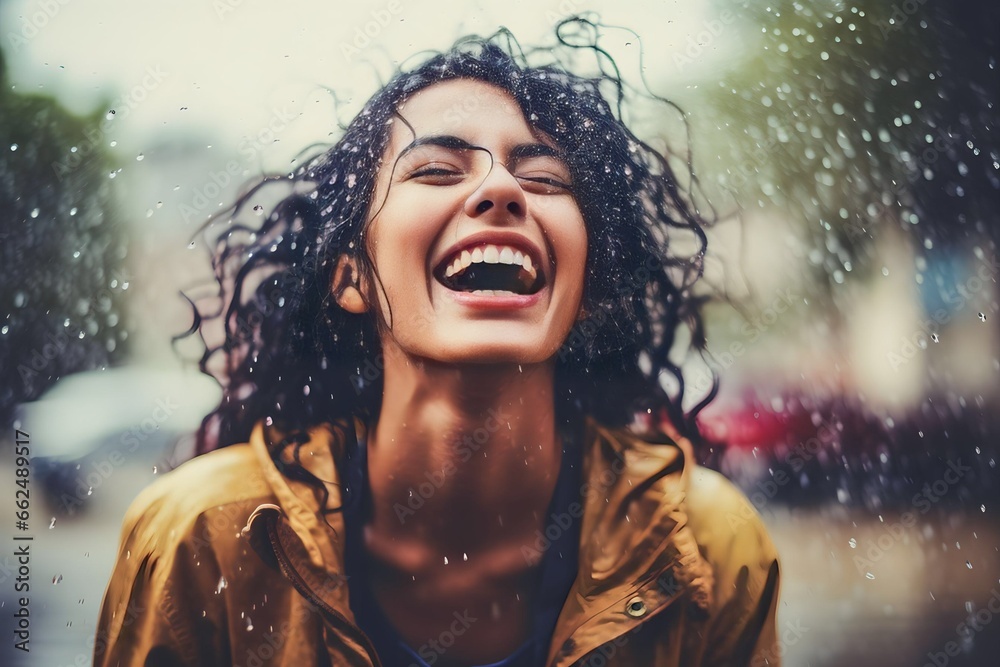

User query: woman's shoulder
[117,443,274,558]
[587,417,779,567]
[685,465,780,573]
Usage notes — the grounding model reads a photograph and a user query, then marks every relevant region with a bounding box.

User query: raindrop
[216,576,228,594]
[443,556,449,565]
[87,486,93,496]
[10,143,18,151]
[978,313,986,322]
[49,517,57,529]
[931,333,939,343]
[52,575,63,585]
[865,572,875,580]
[30,208,39,219]
[245,616,254,631]
[152,465,158,474]
[966,561,973,569]
[848,538,857,549]
[463,552,468,562]
[69,207,77,216]
[136,153,144,161]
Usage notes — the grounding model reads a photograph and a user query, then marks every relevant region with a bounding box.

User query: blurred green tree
[0,46,130,428]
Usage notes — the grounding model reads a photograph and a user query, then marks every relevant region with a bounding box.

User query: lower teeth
[470,289,517,296]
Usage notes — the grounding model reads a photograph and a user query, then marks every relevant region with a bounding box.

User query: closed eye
[408,165,465,182]
[515,174,573,194]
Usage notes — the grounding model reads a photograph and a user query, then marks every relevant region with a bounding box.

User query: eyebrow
[397,134,566,164]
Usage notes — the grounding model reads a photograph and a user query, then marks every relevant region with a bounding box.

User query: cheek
[560,211,589,283]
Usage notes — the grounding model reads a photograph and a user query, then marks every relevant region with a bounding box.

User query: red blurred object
[696,395,792,451]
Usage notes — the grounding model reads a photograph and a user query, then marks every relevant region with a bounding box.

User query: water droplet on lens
[49,517,56,529]
[53,575,63,584]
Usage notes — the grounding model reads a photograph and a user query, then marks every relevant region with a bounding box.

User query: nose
[463,160,526,221]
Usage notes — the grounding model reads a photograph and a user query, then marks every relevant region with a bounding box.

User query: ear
[332,254,368,314]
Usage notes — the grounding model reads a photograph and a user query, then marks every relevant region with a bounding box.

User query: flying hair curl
[182,18,718,471]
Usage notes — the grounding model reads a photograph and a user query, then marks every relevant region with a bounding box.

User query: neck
[364,342,564,565]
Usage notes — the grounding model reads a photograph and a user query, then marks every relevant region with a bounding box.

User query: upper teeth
[444,244,536,280]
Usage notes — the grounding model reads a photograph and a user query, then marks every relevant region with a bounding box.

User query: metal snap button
[626,596,647,618]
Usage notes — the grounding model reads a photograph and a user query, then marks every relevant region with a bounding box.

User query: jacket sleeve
[685,467,783,667]
[93,489,228,667]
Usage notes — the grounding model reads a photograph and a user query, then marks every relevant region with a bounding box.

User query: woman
[95,23,781,667]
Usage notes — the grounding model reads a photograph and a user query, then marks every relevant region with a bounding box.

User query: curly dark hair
[185,19,715,456]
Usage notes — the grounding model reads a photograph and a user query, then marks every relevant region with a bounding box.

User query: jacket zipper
[266,522,385,667]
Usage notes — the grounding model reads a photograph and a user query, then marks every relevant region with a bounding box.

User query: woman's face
[355,78,588,366]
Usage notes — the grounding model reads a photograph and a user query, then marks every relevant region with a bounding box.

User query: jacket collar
[244,416,713,667]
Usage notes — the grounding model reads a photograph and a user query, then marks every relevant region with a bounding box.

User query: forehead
[385,79,542,155]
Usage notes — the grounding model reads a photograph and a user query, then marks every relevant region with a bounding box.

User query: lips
[433,235,546,296]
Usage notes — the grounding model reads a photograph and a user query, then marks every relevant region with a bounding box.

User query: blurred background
[0,0,997,665]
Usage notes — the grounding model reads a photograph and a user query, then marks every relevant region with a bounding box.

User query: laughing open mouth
[434,244,545,295]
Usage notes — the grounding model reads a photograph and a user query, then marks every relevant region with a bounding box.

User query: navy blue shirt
[341,424,582,667]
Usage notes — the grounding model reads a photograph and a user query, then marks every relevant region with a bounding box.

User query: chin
[434,338,556,366]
